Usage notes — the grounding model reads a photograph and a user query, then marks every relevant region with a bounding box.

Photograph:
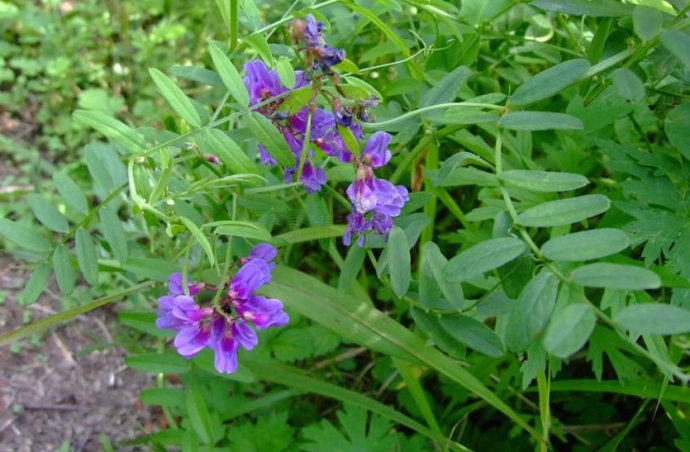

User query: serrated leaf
[499,111,584,131]
[28,194,69,233]
[208,44,249,107]
[541,228,629,261]
[248,112,295,167]
[616,304,690,335]
[517,194,610,227]
[22,263,50,306]
[543,304,596,358]
[53,244,75,295]
[149,68,201,127]
[179,217,215,268]
[99,206,128,263]
[510,59,590,106]
[499,170,588,192]
[387,227,410,297]
[505,271,559,352]
[200,128,256,174]
[73,110,145,154]
[571,263,661,290]
[75,229,99,285]
[439,314,505,357]
[53,172,89,214]
[444,237,527,282]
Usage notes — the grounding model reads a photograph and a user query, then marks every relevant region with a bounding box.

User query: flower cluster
[344,131,409,246]
[155,244,288,374]
[292,14,345,72]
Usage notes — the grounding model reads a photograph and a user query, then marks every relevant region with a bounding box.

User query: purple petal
[258,144,277,166]
[363,131,392,168]
[238,296,290,330]
[232,322,258,350]
[214,337,239,374]
[300,161,327,193]
[248,244,277,262]
[174,326,209,358]
[230,259,272,299]
[167,273,200,296]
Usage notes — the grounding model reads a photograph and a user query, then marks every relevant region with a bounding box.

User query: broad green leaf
[439,314,505,357]
[208,44,249,107]
[611,68,645,102]
[28,194,69,233]
[149,68,202,127]
[419,242,463,309]
[276,56,296,90]
[335,58,360,73]
[53,244,75,295]
[531,0,633,16]
[517,194,610,227]
[616,304,690,335]
[571,263,661,290]
[53,172,89,214]
[665,102,690,159]
[126,352,190,374]
[179,217,215,268]
[421,66,472,107]
[73,110,145,154]
[99,206,128,263]
[660,30,690,70]
[75,229,99,285]
[387,227,410,297]
[243,34,273,65]
[140,388,185,407]
[213,221,272,241]
[499,111,584,131]
[273,225,346,244]
[505,271,559,352]
[248,112,295,167]
[499,170,588,192]
[278,85,312,115]
[21,263,50,306]
[633,6,663,41]
[339,245,366,291]
[187,389,214,444]
[410,308,466,359]
[444,237,527,282]
[543,304,596,358]
[169,65,224,88]
[200,128,256,174]
[262,267,540,439]
[541,228,630,261]
[509,59,590,106]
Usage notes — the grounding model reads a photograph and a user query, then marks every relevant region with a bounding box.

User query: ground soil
[0,255,155,451]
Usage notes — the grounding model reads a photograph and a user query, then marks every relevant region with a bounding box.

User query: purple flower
[317,46,346,70]
[174,324,210,358]
[302,14,325,48]
[229,259,272,299]
[343,212,371,247]
[236,296,289,329]
[244,60,286,107]
[247,243,278,263]
[294,14,346,72]
[315,129,353,163]
[167,272,201,297]
[371,212,394,239]
[300,161,327,193]
[290,108,335,139]
[362,131,392,168]
[258,144,277,166]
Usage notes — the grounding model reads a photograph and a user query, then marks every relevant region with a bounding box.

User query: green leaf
[213,220,272,241]
[140,388,185,407]
[531,0,632,16]
[517,194,610,227]
[273,225,346,244]
[28,194,69,233]
[276,56,296,90]
[187,389,214,444]
[509,59,590,106]
[571,263,661,290]
[200,128,256,174]
[243,34,273,65]
[410,308,466,359]
[387,227,410,297]
[169,65,224,88]
[21,263,50,306]
[505,271,559,352]
[99,206,128,263]
[277,85,312,116]
[616,304,690,335]
[75,229,99,285]
[179,217,215,268]
[439,314,505,357]
[665,102,690,159]
[149,68,202,128]
[633,6,663,41]
[53,244,75,295]
[541,228,630,261]
[660,30,690,70]
[126,352,190,374]
[543,304,596,358]
[53,172,89,214]
[248,112,295,167]
[73,110,145,154]
[444,237,527,282]
[208,44,249,107]
[0,218,50,253]
[611,68,645,102]
[420,242,463,309]
[499,111,584,131]
[499,170,588,192]
[421,66,472,107]
[339,245,366,291]
[118,312,172,338]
